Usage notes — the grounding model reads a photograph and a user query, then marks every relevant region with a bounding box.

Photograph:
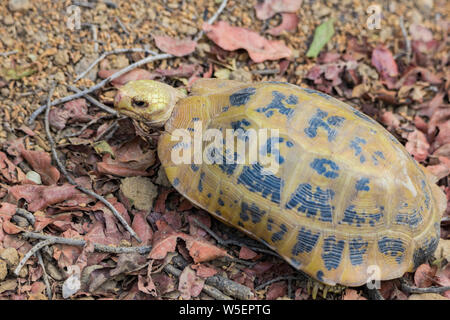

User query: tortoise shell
[153,79,446,286]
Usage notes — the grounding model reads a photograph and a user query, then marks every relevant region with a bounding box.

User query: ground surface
[0,0,449,300]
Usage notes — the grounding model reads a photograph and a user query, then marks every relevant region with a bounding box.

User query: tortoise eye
[132,99,148,108]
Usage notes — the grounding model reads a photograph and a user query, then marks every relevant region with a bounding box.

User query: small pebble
[26,171,42,185]
[8,0,31,11]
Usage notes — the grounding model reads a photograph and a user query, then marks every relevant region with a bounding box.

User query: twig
[399,16,411,62]
[15,208,36,226]
[28,53,171,124]
[194,0,228,41]
[252,69,279,75]
[22,232,151,254]
[163,264,232,300]
[63,114,116,138]
[73,48,157,82]
[400,279,450,294]
[43,84,141,242]
[171,254,254,300]
[255,276,305,291]
[115,16,130,35]
[67,85,117,115]
[37,251,52,300]
[73,1,95,9]
[0,50,18,57]
[14,238,57,276]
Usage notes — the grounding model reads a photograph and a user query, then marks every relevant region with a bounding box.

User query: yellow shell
[158,79,446,286]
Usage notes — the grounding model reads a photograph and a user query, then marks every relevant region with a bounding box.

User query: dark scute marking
[286,183,334,223]
[286,94,298,104]
[190,164,199,172]
[267,218,274,231]
[173,178,180,186]
[218,198,224,206]
[256,91,295,118]
[395,210,423,229]
[198,172,205,192]
[271,224,288,243]
[355,178,370,191]
[322,236,345,271]
[304,109,345,141]
[260,137,285,164]
[217,151,238,176]
[413,237,439,269]
[215,210,222,216]
[377,236,405,264]
[192,117,200,121]
[230,87,256,106]
[286,140,294,148]
[349,237,368,266]
[237,163,283,204]
[240,202,267,224]
[310,158,339,179]
[316,270,324,282]
[340,205,383,227]
[207,193,212,198]
[422,180,431,210]
[292,227,320,255]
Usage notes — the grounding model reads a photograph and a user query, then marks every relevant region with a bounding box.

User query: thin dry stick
[399,16,411,62]
[43,84,141,242]
[29,0,228,124]
[64,114,116,138]
[22,232,151,254]
[115,16,130,35]
[67,85,117,115]
[14,238,57,276]
[28,53,171,124]
[163,264,232,300]
[401,280,450,294]
[255,276,305,291]
[0,50,18,57]
[74,48,157,82]
[37,251,52,300]
[15,208,36,226]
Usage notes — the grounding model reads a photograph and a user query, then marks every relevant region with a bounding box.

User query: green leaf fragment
[306,19,335,58]
[1,64,37,81]
[93,140,115,157]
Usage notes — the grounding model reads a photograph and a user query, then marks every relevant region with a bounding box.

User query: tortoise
[114,79,447,287]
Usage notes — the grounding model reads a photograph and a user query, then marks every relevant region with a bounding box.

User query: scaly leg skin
[306,278,345,299]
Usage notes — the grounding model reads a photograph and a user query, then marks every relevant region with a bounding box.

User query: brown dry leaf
[371,45,398,88]
[120,177,157,211]
[98,68,155,87]
[414,263,435,288]
[239,246,258,260]
[405,129,430,162]
[8,184,92,212]
[149,223,183,260]
[266,281,287,300]
[0,152,24,184]
[131,211,153,246]
[267,13,298,36]
[342,288,367,300]
[178,265,205,299]
[203,21,292,63]
[21,149,60,185]
[49,99,92,130]
[191,263,218,278]
[255,0,303,20]
[153,35,197,57]
[184,236,230,264]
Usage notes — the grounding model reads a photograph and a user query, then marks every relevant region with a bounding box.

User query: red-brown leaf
[178,266,205,299]
[414,263,435,288]
[266,281,287,300]
[21,149,60,185]
[192,263,218,278]
[267,13,298,36]
[405,129,430,162]
[153,35,197,57]
[184,236,230,263]
[203,21,292,63]
[49,99,92,130]
[98,68,156,86]
[131,211,153,245]
[239,246,258,260]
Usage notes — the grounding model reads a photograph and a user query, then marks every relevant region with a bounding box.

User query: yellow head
[114,80,186,127]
